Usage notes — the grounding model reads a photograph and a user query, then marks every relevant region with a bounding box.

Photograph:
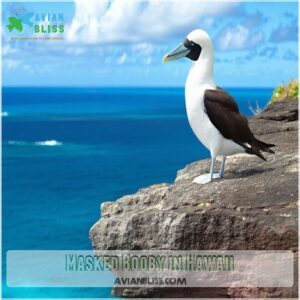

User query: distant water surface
[2,87,272,298]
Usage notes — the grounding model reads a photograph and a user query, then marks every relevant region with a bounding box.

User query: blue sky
[2,1,298,87]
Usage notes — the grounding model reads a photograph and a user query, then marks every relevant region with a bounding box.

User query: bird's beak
[163,43,191,63]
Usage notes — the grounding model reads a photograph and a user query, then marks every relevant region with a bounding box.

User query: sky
[2,1,299,87]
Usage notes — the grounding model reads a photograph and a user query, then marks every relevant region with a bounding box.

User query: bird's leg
[219,155,227,178]
[209,155,216,180]
[193,155,220,184]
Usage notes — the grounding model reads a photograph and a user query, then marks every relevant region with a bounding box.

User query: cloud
[215,11,266,51]
[65,47,86,55]
[284,12,294,19]
[215,24,264,51]
[66,0,237,44]
[283,49,298,61]
[2,44,17,56]
[144,57,152,65]
[259,46,277,58]
[4,58,22,70]
[117,52,127,65]
[22,64,35,75]
[132,43,154,55]
[269,19,298,43]
[242,11,266,28]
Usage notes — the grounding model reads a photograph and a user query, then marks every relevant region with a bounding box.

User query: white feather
[185,29,245,157]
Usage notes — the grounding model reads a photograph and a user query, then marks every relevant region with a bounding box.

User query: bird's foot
[192,173,221,184]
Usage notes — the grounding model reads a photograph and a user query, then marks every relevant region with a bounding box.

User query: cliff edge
[90,99,298,298]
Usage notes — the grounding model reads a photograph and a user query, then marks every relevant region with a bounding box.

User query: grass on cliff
[271,80,299,103]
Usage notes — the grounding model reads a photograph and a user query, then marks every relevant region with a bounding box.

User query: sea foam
[8,141,27,145]
[7,140,63,146]
[35,140,62,146]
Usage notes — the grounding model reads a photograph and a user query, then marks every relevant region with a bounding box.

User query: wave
[7,140,63,147]
[34,140,62,146]
[7,141,27,145]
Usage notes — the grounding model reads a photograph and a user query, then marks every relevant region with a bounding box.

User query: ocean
[2,87,272,298]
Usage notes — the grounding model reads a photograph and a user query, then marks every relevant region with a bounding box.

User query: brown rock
[90,100,298,298]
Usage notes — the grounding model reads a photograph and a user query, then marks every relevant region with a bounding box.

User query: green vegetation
[271,80,299,103]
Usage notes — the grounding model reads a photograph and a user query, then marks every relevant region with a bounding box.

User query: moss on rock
[271,80,299,103]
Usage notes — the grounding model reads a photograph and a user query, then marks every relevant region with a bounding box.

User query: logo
[6,16,24,32]
[6,5,64,40]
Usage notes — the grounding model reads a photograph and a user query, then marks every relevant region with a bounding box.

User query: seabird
[163,29,275,184]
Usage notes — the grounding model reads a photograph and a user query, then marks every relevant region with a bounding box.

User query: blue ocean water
[2,87,272,298]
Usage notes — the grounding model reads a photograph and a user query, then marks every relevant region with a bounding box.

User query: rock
[258,99,298,122]
[90,100,298,298]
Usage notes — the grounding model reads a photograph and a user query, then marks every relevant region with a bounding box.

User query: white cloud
[66,0,237,44]
[2,44,17,56]
[144,57,152,65]
[132,43,154,55]
[65,47,86,55]
[215,11,266,51]
[4,58,21,70]
[216,25,264,51]
[117,52,127,65]
[22,64,35,75]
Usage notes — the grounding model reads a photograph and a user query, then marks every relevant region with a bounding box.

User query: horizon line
[2,85,276,89]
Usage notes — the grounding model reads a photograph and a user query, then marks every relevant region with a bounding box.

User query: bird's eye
[183,38,195,49]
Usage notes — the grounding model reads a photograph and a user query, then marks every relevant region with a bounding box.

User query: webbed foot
[192,173,221,184]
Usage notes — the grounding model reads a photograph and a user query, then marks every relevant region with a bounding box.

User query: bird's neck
[186,46,215,88]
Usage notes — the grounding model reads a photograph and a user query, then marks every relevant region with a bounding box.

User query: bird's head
[163,29,212,63]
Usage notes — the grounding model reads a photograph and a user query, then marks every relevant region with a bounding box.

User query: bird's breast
[184,83,220,151]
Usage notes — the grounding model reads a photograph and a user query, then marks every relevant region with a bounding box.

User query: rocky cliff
[90,99,298,298]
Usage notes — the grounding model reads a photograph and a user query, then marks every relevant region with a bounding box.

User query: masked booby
[163,29,275,184]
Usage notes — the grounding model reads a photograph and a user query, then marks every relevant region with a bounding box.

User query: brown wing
[204,88,254,144]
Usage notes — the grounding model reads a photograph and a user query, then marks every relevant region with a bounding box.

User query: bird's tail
[247,138,275,161]
[6,24,14,32]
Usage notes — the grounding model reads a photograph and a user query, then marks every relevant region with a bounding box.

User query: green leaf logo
[6,17,23,32]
